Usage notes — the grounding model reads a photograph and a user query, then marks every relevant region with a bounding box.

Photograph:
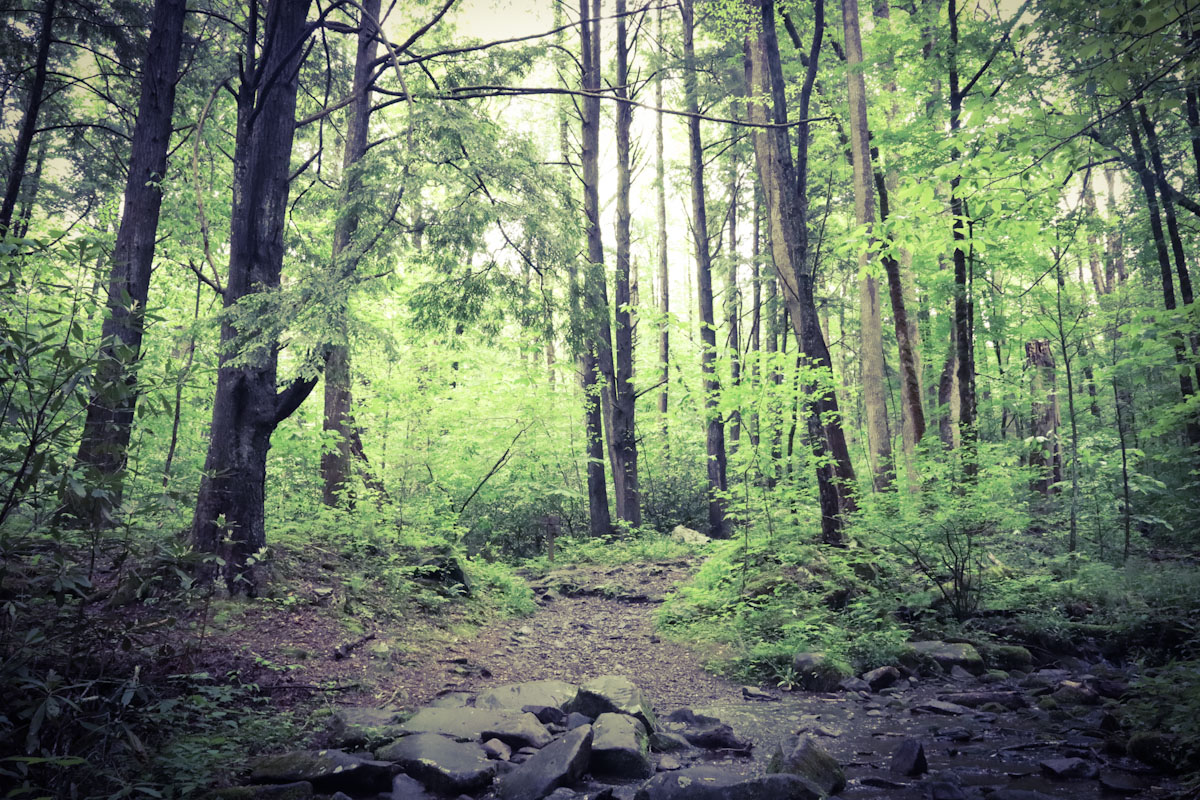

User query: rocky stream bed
[208,556,1179,800]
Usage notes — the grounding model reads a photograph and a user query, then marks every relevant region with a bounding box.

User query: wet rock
[495,724,592,800]
[862,666,901,692]
[1089,677,1129,700]
[938,691,1028,710]
[979,643,1033,671]
[389,773,433,800]
[476,680,581,714]
[248,750,395,795]
[1050,680,1099,706]
[741,686,778,701]
[936,726,973,742]
[768,734,846,795]
[860,775,908,789]
[484,738,512,760]
[375,733,495,794]
[661,709,750,752]
[635,767,823,800]
[889,738,928,776]
[910,641,985,675]
[791,652,850,692]
[837,677,870,693]
[912,700,970,716]
[592,713,652,778]
[577,676,657,732]
[1022,669,1070,688]
[987,791,1055,800]
[928,780,967,800]
[324,707,407,750]
[669,526,710,546]
[205,782,313,800]
[398,707,552,749]
[1039,757,1098,780]
[1098,770,1148,794]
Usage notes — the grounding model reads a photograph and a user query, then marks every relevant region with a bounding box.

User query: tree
[0,0,55,237]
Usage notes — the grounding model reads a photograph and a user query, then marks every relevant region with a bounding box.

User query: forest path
[362,557,1172,799]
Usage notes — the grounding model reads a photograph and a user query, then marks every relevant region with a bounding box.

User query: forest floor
[211,555,1181,799]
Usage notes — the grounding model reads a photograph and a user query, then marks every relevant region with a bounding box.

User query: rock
[1039,757,1098,780]
[669,525,710,546]
[248,750,395,795]
[661,709,749,752]
[1050,680,1100,706]
[987,791,1055,800]
[889,738,927,776]
[325,707,407,749]
[566,712,594,730]
[938,691,1029,710]
[741,685,778,701]
[1090,677,1129,699]
[205,782,313,800]
[936,726,972,742]
[496,724,593,800]
[1126,731,1178,772]
[635,767,823,800]
[1098,770,1148,794]
[429,691,473,709]
[484,738,512,760]
[389,774,433,800]
[862,666,901,692]
[928,780,967,800]
[374,733,495,794]
[398,707,552,749]
[837,677,870,693]
[1022,669,1070,688]
[979,643,1033,671]
[476,680,581,714]
[767,734,846,796]
[591,713,653,778]
[912,700,970,716]
[526,705,569,725]
[415,551,472,597]
[910,641,985,675]
[658,755,682,770]
[577,676,657,732]
[949,665,975,682]
[790,652,849,692]
[649,731,695,753]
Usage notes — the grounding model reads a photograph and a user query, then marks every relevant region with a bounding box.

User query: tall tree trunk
[70,0,187,527]
[842,0,892,490]
[948,0,977,474]
[726,139,742,453]
[1026,339,1061,496]
[683,0,729,538]
[610,0,641,527]
[656,2,669,442]
[1104,168,1125,288]
[190,0,317,595]
[0,0,55,237]
[937,315,960,448]
[12,137,47,240]
[746,0,857,543]
[1084,180,1108,297]
[749,191,762,450]
[322,0,380,506]
[580,0,612,536]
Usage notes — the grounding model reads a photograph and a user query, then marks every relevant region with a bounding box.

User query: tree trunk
[726,142,742,453]
[12,137,47,240]
[322,0,380,506]
[656,3,669,442]
[579,0,612,536]
[842,0,892,490]
[1026,339,1061,496]
[749,191,762,450]
[610,0,641,527]
[683,0,729,538]
[745,0,857,543]
[937,315,960,448]
[1104,168,1125,288]
[191,0,317,595]
[70,0,187,527]
[0,0,55,237]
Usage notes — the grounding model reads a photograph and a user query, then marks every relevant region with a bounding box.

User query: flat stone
[1039,757,1099,780]
[939,691,1028,710]
[429,692,473,709]
[661,709,749,752]
[890,738,928,776]
[205,782,313,800]
[496,724,593,800]
[767,735,846,795]
[248,750,394,795]
[913,700,970,716]
[987,791,1056,800]
[838,677,870,693]
[592,713,652,778]
[374,733,495,794]
[649,731,696,753]
[635,767,823,800]
[862,666,901,692]
[476,680,581,713]
[484,738,512,760]
[911,641,985,675]
[398,707,552,749]
[741,686,778,701]
[325,707,407,749]
[577,676,657,732]
[389,774,433,800]
[1098,770,1148,794]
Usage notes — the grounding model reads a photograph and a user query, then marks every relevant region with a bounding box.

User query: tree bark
[656,2,669,442]
[745,0,857,543]
[0,0,55,237]
[841,0,892,490]
[70,0,187,527]
[726,142,742,454]
[191,0,317,595]
[683,0,729,538]
[322,0,381,506]
[580,0,612,536]
[1026,339,1061,496]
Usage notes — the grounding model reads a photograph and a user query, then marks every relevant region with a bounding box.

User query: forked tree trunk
[191,0,316,595]
[70,0,188,527]
[322,0,381,506]
[683,0,729,538]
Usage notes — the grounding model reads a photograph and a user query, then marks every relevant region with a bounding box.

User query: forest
[1,0,1199,797]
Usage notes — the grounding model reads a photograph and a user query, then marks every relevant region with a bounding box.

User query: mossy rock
[979,643,1033,671]
[205,782,312,800]
[791,652,851,692]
